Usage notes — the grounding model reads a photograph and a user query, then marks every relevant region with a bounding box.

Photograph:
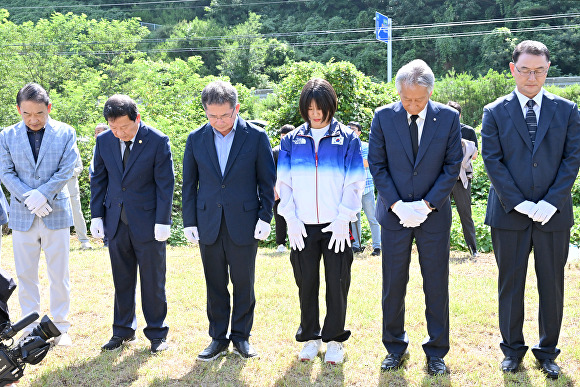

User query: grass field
[1,235,579,386]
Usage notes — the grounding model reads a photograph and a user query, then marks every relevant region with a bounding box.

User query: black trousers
[199,216,258,343]
[290,224,353,343]
[491,225,568,360]
[381,226,450,358]
[108,221,168,341]
[450,179,477,254]
[273,199,287,246]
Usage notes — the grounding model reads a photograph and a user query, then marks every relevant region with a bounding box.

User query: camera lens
[30,316,61,341]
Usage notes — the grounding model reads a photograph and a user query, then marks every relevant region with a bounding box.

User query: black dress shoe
[501,356,522,373]
[539,359,560,379]
[197,340,229,361]
[371,248,381,256]
[381,351,409,371]
[150,338,168,354]
[232,340,258,359]
[427,356,448,376]
[101,335,136,351]
[352,247,363,254]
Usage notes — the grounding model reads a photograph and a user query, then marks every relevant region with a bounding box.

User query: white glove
[410,200,432,216]
[183,226,199,244]
[31,202,52,217]
[254,219,271,241]
[90,218,104,239]
[530,200,557,225]
[392,201,428,228]
[154,224,171,242]
[514,200,536,216]
[23,189,47,211]
[321,219,351,253]
[287,217,307,251]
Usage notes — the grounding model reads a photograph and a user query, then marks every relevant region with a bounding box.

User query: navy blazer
[482,90,580,232]
[368,100,463,232]
[90,122,175,242]
[182,117,276,246]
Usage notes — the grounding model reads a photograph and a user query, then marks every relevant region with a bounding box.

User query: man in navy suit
[368,60,462,375]
[90,94,174,354]
[182,81,275,361]
[482,40,580,379]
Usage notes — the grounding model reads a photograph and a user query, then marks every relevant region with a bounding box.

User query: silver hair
[395,59,435,93]
[201,80,238,109]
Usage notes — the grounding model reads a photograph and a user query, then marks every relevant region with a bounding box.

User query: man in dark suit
[482,40,580,379]
[368,59,462,376]
[182,81,275,361]
[90,94,174,354]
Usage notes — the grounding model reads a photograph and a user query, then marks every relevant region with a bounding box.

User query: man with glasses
[182,80,275,361]
[482,40,580,379]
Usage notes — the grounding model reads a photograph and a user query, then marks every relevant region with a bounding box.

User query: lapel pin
[433,118,437,121]
[139,140,142,144]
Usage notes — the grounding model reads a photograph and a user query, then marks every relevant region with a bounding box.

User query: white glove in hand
[254,219,271,241]
[183,226,199,244]
[514,200,536,216]
[530,200,557,225]
[287,217,307,251]
[90,218,105,239]
[410,200,432,216]
[31,202,52,217]
[392,201,428,228]
[321,219,350,253]
[23,189,47,211]
[154,224,171,242]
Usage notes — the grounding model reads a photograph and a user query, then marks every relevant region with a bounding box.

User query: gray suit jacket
[0,118,77,231]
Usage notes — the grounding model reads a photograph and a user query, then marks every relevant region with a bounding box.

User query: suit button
[533,163,538,167]
[217,204,221,208]
[408,194,412,198]
[118,203,121,207]
[36,176,40,180]
[413,171,418,176]
[221,185,225,189]
[122,187,126,191]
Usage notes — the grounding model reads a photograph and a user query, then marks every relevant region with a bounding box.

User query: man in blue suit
[482,40,580,379]
[368,60,462,375]
[90,94,174,354]
[0,83,77,345]
[182,81,275,361]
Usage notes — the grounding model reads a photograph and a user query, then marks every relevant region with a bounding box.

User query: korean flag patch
[332,136,344,145]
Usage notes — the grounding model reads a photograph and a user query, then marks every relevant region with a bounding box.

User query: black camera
[0,312,61,386]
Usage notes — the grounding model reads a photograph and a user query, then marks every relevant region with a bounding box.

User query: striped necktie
[525,99,537,146]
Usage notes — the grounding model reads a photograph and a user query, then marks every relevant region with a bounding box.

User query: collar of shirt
[212,115,239,139]
[514,87,543,119]
[26,126,45,134]
[406,103,429,142]
[119,125,140,155]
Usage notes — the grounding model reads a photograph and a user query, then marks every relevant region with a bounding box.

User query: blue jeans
[352,190,381,250]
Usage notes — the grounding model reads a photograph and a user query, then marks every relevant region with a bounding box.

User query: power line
[9,23,574,56]
[1,12,578,49]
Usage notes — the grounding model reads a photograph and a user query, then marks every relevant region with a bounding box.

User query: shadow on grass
[420,371,451,386]
[28,347,151,386]
[377,367,408,386]
[502,366,531,385]
[149,352,249,386]
[273,356,315,386]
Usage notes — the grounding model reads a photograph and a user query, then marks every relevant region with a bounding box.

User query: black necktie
[410,115,419,160]
[123,140,132,170]
[525,100,537,146]
[120,140,132,224]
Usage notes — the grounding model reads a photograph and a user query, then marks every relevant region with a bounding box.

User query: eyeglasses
[206,109,235,121]
[513,63,549,77]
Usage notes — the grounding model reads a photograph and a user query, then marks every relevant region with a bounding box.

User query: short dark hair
[299,78,337,126]
[446,101,461,115]
[512,40,550,63]
[103,94,139,121]
[16,83,50,106]
[347,121,362,132]
[201,80,238,110]
[279,124,295,135]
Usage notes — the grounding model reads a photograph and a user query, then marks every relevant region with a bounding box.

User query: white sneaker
[80,242,93,250]
[324,341,344,364]
[54,332,72,346]
[299,339,322,361]
[276,244,287,253]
